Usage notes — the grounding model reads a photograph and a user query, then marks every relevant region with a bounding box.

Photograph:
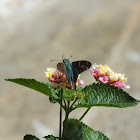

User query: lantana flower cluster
[45,68,84,89]
[89,64,130,89]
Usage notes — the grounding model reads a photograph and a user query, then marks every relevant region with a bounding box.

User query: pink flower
[114,81,130,89]
[46,68,84,90]
[48,77,55,82]
[124,84,130,89]
[77,79,84,85]
[52,73,57,79]
[89,68,94,73]
[89,64,130,89]
[98,76,109,83]
[114,81,124,89]
[89,68,99,76]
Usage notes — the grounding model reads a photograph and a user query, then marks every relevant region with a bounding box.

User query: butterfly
[57,57,91,90]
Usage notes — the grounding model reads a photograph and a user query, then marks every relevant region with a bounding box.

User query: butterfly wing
[72,60,91,74]
[72,60,91,85]
[57,61,76,89]
[57,60,91,91]
[57,62,66,74]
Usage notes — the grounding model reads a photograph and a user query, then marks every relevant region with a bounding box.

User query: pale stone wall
[0,0,140,140]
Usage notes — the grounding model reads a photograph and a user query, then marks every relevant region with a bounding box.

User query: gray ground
[0,0,140,140]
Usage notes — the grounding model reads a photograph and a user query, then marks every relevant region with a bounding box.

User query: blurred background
[0,0,140,140]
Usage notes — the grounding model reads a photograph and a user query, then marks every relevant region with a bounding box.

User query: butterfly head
[63,59,70,64]
[62,55,72,63]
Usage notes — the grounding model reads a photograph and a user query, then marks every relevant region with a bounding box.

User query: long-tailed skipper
[57,56,91,90]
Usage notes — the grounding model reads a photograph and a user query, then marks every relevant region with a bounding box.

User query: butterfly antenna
[68,55,72,59]
[62,55,65,60]
[50,59,61,62]
[62,55,72,60]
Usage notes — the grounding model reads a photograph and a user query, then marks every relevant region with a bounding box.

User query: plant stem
[79,107,91,121]
[62,111,69,139]
[70,98,78,108]
[67,101,70,108]
[64,99,67,107]
[59,89,63,140]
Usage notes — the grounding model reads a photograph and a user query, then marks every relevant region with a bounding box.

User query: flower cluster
[89,64,130,89]
[45,68,84,89]
[74,91,83,99]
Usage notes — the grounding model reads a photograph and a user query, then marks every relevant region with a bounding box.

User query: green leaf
[63,88,75,101]
[24,134,40,140]
[76,83,140,108]
[49,96,58,103]
[44,135,57,140]
[63,119,109,140]
[5,78,58,98]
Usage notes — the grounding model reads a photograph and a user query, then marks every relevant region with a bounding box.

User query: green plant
[5,64,139,140]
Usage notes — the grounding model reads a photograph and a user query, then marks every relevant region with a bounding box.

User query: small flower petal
[98,76,109,83]
[45,72,52,77]
[45,68,56,77]
[114,81,124,89]
[89,68,94,73]
[79,80,84,85]
[124,84,130,89]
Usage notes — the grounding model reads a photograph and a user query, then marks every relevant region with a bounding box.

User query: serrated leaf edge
[68,118,109,140]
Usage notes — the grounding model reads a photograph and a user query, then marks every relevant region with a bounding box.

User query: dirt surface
[0,0,140,140]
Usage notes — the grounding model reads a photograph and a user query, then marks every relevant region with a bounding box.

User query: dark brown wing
[72,61,91,74]
[57,62,66,74]
[72,61,91,87]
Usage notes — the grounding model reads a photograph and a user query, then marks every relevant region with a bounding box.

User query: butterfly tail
[69,78,76,90]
